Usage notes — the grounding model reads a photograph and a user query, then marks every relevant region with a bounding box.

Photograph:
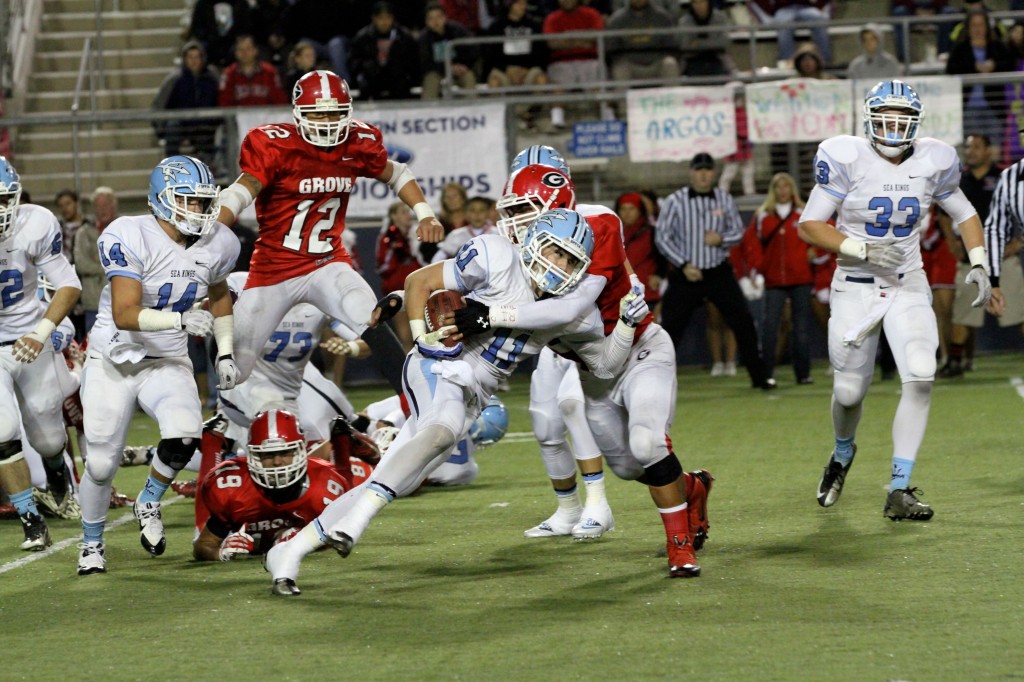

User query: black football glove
[452,298,491,337]
[373,292,404,324]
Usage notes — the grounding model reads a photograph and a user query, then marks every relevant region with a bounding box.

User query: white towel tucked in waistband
[842,276,901,348]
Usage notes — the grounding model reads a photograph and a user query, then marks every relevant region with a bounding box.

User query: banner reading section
[626,86,737,162]
[747,79,854,143]
[235,103,507,218]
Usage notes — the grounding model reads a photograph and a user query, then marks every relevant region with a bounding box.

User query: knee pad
[905,342,937,379]
[628,424,667,466]
[832,371,869,408]
[637,452,682,487]
[156,437,199,473]
[85,452,119,485]
[605,452,645,481]
[538,441,577,480]
[0,439,23,463]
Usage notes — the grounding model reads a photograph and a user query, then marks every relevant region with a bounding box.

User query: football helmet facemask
[247,409,308,489]
[863,80,924,158]
[148,155,219,236]
[292,70,353,147]
[496,165,575,245]
[0,156,23,240]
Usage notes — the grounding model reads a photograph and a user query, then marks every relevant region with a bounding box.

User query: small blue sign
[569,120,626,158]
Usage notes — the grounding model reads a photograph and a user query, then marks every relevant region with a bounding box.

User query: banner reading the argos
[235,102,507,218]
[747,79,854,143]
[626,86,737,162]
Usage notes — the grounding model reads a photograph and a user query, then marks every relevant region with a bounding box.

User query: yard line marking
[0,495,183,575]
[1010,377,1024,400]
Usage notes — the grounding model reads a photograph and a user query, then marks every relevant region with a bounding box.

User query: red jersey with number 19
[197,457,350,544]
[240,119,388,288]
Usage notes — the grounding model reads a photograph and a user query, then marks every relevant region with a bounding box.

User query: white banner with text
[626,86,737,162]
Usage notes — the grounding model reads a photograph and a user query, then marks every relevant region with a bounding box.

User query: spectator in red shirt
[376,201,424,350]
[217,34,288,107]
[543,0,606,127]
[742,172,815,385]
[615,192,664,309]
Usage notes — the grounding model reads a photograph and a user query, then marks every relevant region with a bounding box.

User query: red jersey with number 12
[240,120,388,288]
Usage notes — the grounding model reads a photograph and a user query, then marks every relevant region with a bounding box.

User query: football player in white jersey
[798,81,992,520]
[0,156,82,550]
[77,156,241,575]
[265,208,645,595]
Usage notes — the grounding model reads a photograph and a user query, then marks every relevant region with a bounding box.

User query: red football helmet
[247,409,308,489]
[496,165,575,245]
[292,70,353,147]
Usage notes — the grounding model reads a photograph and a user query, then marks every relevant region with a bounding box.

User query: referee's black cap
[689,152,715,170]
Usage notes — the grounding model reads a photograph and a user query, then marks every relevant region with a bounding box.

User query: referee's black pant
[660,262,770,387]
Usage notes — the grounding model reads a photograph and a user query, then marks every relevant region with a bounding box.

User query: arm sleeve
[441,238,489,293]
[982,168,1015,277]
[935,187,979,233]
[505,275,606,331]
[30,216,80,289]
[561,312,633,380]
[654,194,688,268]
[719,193,745,247]
[802,186,844,223]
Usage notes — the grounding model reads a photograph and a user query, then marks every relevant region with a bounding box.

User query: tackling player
[265,209,643,594]
[799,80,992,520]
[215,70,444,395]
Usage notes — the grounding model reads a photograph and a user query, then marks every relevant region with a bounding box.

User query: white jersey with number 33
[808,135,961,278]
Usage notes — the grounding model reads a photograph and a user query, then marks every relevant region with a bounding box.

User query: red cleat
[684,469,714,551]
[171,479,198,498]
[109,488,135,509]
[0,504,17,519]
[667,533,701,578]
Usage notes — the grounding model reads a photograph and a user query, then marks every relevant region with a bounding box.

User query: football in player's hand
[424,289,465,347]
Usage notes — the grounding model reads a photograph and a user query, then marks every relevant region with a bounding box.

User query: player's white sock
[831,394,862,441]
[581,471,607,507]
[327,482,395,546]
[891,380,932,481]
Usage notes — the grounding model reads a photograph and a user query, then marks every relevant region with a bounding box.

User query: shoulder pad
[817,135,863,165]
[913,138,960,173]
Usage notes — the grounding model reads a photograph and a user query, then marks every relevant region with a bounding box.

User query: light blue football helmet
[0,156,23,240]
[469,396,509,447]
[520,208,594,296]
[863,80,924,158]
[148,155,220,236]
[510,145,572,178]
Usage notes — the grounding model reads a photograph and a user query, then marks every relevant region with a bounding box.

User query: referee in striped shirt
[655,153,773,389]
[983,146,1024,318]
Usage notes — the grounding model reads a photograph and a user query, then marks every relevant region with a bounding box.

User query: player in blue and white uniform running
[798,80,992,520]
[77,156,240,574]
[0,156,82,551]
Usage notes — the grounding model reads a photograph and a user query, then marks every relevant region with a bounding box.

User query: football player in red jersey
[193,409,371,561]
[451,151,713,577]
[216,70,444,394]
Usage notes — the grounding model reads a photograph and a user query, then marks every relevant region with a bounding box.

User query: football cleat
[170,479,198,498]
[884,487,934,521]
[667,534,701,578]
[35,487,81,520]
[685,469,714,551]
[271,578,301,597]
[816,445,856,507]
[325,529,355,558]
[122,445,155,467]
[571,502,615,540]
[133,500,166,556]
[19,512,52,551]
[524,507,582,538]
[77,542,107,575]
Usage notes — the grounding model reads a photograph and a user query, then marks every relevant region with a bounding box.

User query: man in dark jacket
[419,2,479,99]
[350,2,421,100]
[152,41,221,167]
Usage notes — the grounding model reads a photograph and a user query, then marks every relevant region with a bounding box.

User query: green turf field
[2,355,1022,681]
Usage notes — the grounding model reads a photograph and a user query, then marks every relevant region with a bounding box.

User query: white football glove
[618,279,649,327]
[864,243,903,269]
[181,309,215,337]
[965,265,992,308]
[218,530,255,561]
[216,354,240,390]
